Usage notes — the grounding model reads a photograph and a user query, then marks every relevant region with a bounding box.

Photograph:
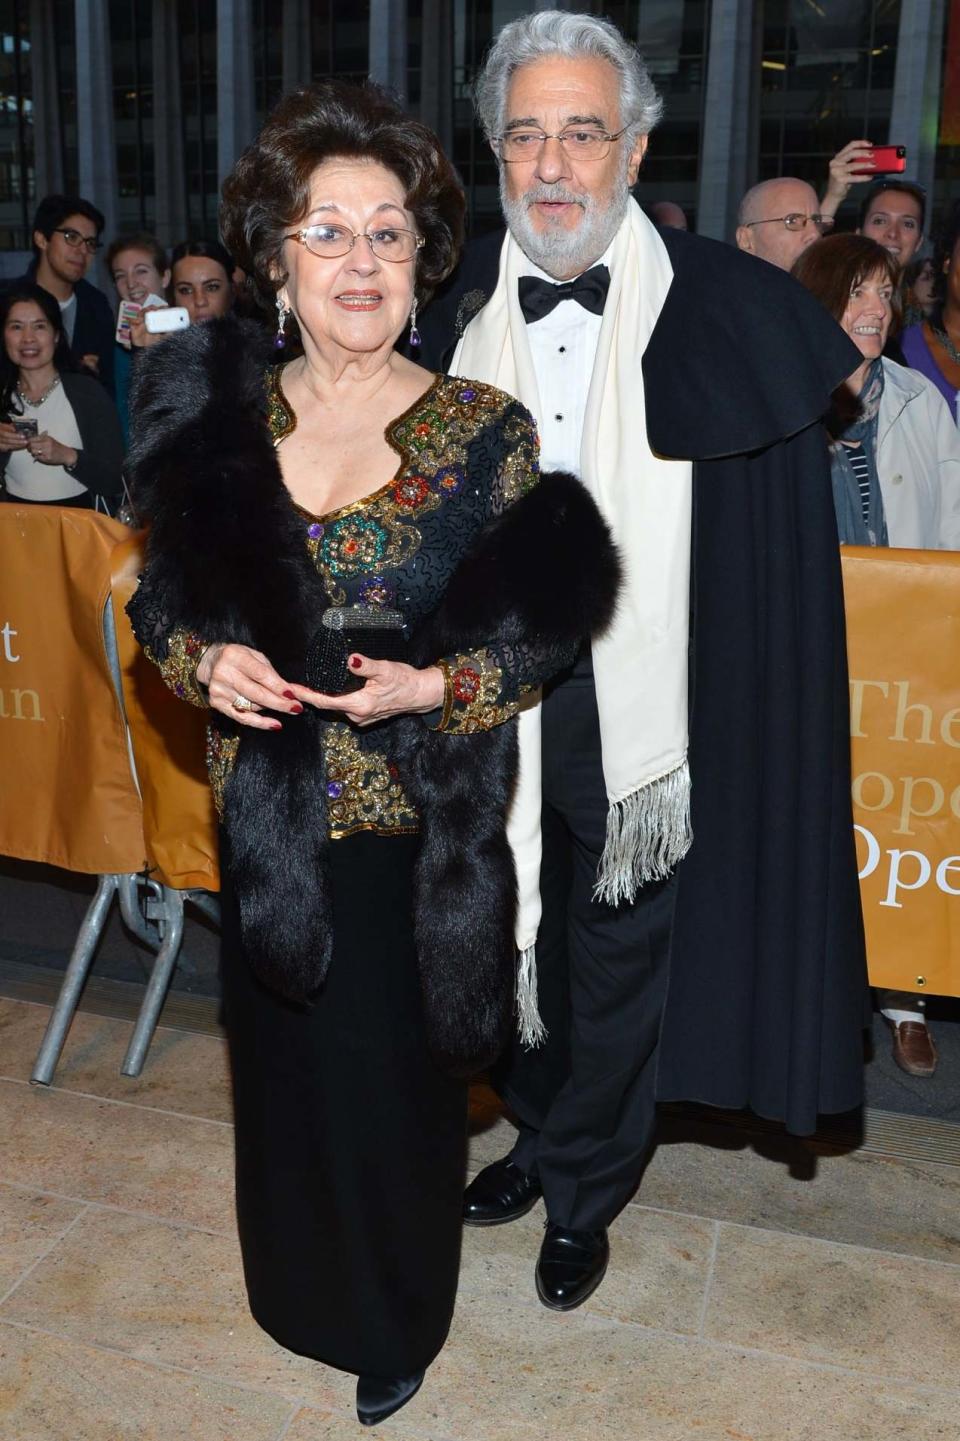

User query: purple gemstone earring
[274,294,290,351]
[408,298,421,350]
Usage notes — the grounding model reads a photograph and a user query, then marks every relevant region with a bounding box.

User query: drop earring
[274,293,290,350]
[408,297,421,350]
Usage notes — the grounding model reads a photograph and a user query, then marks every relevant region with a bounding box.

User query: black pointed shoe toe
[463,1156,542,1226]
[535,1223,609,1311]
[356,1369,425,1427]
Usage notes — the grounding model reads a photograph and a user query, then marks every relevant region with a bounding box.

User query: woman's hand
[822,140,875,215]
[0,422,29,453]
[292,656,445,727]
[197,642,305,731]
[26,432,78,468]
[129,307,167,349]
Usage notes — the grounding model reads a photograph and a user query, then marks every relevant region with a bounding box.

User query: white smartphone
[144,306,190,334]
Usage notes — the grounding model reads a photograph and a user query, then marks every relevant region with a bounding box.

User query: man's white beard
[500,163,632,278]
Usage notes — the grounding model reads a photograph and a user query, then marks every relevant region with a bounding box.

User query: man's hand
[80,353,100,375]
[822,140,875,218]
[292,656,445,727]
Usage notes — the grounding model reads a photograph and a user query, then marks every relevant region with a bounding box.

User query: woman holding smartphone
[0,284,124,508]
[107,231,171,445]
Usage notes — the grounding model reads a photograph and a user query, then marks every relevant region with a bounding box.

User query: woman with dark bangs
[124,81,618,1425]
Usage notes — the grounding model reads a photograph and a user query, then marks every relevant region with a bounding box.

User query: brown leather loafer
[888,1019,938,1077]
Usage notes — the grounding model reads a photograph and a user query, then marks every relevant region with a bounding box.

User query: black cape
[416,225,869,1134]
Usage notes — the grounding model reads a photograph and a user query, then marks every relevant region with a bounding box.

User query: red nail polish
[349,656,362,670]
[270,721,282,731]
[282,690,297,700]
[289,702,304,714]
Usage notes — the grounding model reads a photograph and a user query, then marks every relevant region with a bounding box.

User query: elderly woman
[793,232,960,1082]
[126,82,617,1425]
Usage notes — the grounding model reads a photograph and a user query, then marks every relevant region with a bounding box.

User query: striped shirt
[845,442,872,524]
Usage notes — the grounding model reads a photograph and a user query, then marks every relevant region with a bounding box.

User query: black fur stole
[129,317,620,1074]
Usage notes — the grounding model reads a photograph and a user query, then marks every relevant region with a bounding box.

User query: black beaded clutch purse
[305,605,407,695]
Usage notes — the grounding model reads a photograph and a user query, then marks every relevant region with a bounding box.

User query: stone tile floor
[1,997,960,1440]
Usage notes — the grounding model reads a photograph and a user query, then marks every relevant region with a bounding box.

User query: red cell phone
[853,144,907,176]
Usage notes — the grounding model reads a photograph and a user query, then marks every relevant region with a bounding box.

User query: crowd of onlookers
[2,135,959,1077]
[0,193,258,514]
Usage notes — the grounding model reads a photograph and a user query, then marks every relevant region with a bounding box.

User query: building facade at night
[0,0,954,261]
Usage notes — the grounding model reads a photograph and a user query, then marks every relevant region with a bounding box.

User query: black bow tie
[518,265,610,324]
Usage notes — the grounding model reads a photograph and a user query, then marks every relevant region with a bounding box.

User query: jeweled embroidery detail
[324,723,418,837]
[154,629,208,709]
[393,473,432,509]
[321,514,391,578]
[439,648,515,733]
[207,728,240,817]
[451,665,481,704]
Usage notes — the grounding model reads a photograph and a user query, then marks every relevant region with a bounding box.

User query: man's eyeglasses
[494,127,629,162]
[54,227,102,253]
[284,225,424,262]
[742,213,835,235]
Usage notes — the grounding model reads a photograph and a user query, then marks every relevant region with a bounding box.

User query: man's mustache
[523,186,588,208]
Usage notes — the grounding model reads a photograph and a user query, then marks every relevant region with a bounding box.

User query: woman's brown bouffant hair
[791,233,901,329]
[220,81,465,312]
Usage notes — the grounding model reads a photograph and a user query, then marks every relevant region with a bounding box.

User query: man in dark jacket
[415,10,868,1314]
[9,195,116,398]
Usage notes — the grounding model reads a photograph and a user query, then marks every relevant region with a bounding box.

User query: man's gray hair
[474,10,663,143]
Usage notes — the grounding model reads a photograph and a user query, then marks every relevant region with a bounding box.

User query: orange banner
[842,546,960,998]
[0,506,145,874]
[110,537,219,891]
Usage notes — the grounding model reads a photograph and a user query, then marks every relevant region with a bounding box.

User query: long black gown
[130,368,575,1376]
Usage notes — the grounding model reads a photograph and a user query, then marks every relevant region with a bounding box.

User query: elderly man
[417,11,866,1312]
[735,177,832,269]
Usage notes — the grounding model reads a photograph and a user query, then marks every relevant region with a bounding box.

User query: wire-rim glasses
[284,224,425,262]
[494,126,630,163]
[742,213,835,234]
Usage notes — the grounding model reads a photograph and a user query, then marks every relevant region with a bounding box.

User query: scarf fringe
[593,760,692,906]
[516,943,547,1049]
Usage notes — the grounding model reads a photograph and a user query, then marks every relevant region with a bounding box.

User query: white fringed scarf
[452,200,694,1044]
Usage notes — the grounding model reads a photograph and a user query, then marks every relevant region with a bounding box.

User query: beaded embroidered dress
[127,366,576,1380]
[131,367,560,837]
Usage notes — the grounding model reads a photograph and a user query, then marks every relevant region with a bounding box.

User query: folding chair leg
[31,874,119,1086]
[121,887,185,1078]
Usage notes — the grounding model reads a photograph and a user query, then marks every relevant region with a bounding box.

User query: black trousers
[494,653,677,1232]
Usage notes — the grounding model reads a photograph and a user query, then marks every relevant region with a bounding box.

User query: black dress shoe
[463,1156,542,1226]
[356,1369,424,1427]
[535,1223,609,1311]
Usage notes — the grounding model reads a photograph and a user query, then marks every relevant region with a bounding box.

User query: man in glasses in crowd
[415,10,867,1313]
[5,195,115,397]
[735,177,833,270]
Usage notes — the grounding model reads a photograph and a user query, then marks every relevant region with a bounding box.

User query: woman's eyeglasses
[284,225,424,262]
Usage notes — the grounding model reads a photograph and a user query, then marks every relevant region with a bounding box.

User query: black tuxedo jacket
[415,224,869,1135]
